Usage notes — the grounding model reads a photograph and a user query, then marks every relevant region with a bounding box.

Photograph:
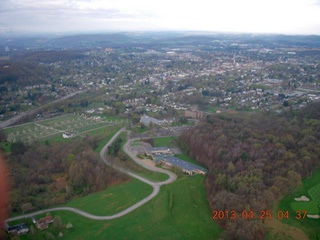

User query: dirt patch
[264,218,308,240]
[101,193,113,199]
[141,159,155,167]
[228,110,237,114]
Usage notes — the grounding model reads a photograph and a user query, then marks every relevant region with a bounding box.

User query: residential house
[32,215,54,230]
[6,223,29,235]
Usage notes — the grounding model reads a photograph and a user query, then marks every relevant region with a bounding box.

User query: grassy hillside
[276,170,320,239]
[17,175,222,240]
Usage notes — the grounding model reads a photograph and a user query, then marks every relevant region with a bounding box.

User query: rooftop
[146,146,171,152]
[165,156,207,173]
[140,115,159,125]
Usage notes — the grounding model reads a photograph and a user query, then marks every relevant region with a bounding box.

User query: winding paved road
[6,127,177,222]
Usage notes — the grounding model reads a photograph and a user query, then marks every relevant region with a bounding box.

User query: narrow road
[6,127,177,222]
[123,137,177,185]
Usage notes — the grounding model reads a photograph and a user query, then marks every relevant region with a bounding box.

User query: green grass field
[66,179,152,216]
[174,153,204,167]
[206,106,216,113]
[276,170,320,239]
[3,114,125,144]
[308,183,320,203]
[290,201,319,214]
[0,141,11,153]
[16,175,222,240]
[153,136,176,147]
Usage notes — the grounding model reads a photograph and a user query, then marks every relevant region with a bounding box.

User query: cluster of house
[5,215,54,236]
[145,147,207,175]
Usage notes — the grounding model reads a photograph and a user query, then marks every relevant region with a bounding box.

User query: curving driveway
[6,127,177,222]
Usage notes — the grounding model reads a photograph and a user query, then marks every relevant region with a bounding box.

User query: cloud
[311,0,320,5]
[0,0,319,34]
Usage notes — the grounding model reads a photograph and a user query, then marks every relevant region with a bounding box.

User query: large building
[145,146,207,175]
[184,110,203,119]
[163,156,207,175]
[146,147,172,156]
[140,115,159,125]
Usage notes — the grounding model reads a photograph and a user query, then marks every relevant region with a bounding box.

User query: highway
[6,127,177,222]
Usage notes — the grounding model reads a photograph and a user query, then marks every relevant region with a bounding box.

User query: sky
[1,0,320,35]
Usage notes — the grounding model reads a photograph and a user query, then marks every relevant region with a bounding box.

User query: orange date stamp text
[212,210,307,220]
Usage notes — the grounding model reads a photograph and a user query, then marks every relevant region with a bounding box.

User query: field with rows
[4,114,128,143]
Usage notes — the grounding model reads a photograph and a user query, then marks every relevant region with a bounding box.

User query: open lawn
[0,141,11,153]
[206,106,216,113]
[308,183,320,202]
[66,179,152,216]
[16,175,222,240]
[153,136,176,147]
[99,114,128,122]
[264,218,309,240]
[290,201,319,215]
[3,114,125,144]
[113,133,169,182]
[174,153,204,167]
[276,169,320,239]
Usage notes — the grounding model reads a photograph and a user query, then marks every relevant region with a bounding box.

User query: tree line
[5,136,128,215]
[178,102,320,240]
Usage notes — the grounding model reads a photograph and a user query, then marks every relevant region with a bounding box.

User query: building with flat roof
[141,145,207,175]
[140,115,159,125]
[184,110,203,119]
[164,156,207,175]
[146,147,172,155]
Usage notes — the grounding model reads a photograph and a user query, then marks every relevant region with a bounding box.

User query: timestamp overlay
[212,210,308,220]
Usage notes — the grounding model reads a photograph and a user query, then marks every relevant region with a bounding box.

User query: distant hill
[1,32,320,50]
[12,50,86,63]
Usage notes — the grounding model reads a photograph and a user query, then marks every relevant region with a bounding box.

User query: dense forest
[178,103,320,240]
[12,50,86,63]
[0,61,49,86]
[0,50,86,87]
[2,136,128,215]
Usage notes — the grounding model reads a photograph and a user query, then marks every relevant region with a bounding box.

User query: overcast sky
[1,0,320,35]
